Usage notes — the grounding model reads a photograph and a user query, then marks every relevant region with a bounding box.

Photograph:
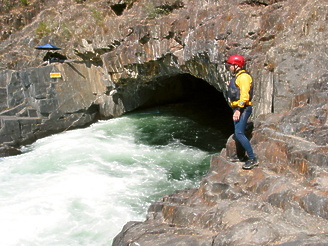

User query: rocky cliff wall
[1,0,327,151]
[0,0,327,244]
[1,0,327,112]
[0,63,103,152]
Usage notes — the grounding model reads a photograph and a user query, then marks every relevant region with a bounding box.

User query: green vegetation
[0,0,30,13]
[125,0,137,8]
[145,2,172,19]
[91,8,104,25]
[0,0,15,13]
[36,21,52,38]
[60,22,73,40]
[20,0,30,6]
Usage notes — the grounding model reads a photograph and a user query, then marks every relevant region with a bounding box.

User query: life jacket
[228,71,253,103]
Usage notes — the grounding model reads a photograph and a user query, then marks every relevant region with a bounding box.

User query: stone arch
[102,52,230,118]
[113,73,234,133]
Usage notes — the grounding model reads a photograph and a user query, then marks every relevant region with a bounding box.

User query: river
[0,101,232,246]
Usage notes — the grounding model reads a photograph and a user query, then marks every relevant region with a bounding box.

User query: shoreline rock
[113,78,327,244]
[113,132,328,246]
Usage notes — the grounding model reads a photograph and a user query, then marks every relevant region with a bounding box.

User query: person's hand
[233,110,241,121]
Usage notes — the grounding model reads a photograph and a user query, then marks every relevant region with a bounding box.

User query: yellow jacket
[230,70,253,108]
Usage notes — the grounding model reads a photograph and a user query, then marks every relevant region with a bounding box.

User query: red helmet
[226,55,245,67]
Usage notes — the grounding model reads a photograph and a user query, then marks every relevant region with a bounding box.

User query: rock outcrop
[113,83,327,245]
[0,0,327,244]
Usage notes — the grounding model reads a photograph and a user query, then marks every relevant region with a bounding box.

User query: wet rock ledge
[113,141,328,246]
[113,82,328,245]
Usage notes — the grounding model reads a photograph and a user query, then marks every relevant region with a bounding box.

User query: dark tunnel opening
[139,73,233,129]
[129,73,234,153]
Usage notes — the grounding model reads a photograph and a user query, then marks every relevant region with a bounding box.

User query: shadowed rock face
[0,0,327,244]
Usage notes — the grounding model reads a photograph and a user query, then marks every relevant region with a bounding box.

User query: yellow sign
[50,73,62,78]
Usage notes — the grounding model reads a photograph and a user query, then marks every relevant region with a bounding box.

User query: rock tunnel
[119,73,234,137]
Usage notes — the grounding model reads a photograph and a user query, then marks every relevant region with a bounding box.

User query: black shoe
[229,155,248,162]
[242,158,258,170]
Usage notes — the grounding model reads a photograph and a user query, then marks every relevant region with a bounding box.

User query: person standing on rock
[225,54,257,170]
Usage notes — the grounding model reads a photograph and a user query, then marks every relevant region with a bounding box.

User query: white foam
[0,114,211,245]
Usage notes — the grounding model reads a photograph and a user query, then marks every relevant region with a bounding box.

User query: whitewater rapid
[0,105,230,245]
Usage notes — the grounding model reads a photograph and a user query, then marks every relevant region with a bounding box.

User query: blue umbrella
[35,43,61,50]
